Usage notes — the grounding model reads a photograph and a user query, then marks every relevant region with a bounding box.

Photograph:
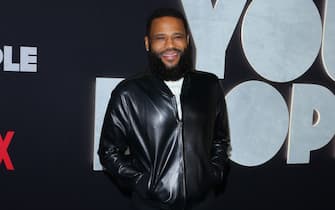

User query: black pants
[131,192,216,210]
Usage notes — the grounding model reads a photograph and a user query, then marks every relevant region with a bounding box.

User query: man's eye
[173,35,185,40]
[154,37,166,41]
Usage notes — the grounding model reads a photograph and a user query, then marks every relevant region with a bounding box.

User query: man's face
[145,16,189,69]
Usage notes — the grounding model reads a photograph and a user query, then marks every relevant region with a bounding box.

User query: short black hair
[145,8,189,36]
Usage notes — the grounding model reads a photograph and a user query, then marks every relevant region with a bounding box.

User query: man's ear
[144,36,149,51]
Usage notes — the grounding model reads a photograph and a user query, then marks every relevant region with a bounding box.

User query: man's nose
[164,37,174,48]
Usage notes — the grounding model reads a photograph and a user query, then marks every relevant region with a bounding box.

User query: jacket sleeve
[98,89,142,191]
[210,79,231,185]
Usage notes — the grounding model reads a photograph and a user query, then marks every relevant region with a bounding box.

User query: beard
[147,46,193,81]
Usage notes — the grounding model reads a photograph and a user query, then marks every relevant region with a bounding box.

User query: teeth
[163,53,177,57]
[162,51,178,56]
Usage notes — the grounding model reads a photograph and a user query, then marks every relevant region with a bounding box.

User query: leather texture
[98,70,230,210]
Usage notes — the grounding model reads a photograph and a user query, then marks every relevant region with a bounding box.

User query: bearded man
[98,8,230,210]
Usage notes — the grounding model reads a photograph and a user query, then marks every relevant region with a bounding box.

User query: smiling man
[99,8,230,210]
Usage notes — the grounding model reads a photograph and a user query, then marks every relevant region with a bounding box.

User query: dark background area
[0,0,334,209]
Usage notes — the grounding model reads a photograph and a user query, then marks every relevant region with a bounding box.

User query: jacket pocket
[134,172,151,198]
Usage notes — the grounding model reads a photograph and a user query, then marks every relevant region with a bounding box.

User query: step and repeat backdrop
[1,0,334,210]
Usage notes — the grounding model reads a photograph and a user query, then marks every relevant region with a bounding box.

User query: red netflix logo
[0,131,15,170]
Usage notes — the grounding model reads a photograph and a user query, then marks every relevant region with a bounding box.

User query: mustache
[157,48,183,57]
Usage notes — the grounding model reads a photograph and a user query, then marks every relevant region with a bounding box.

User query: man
[98,8,230,210]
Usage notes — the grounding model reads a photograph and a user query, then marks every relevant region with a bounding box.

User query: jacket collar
[148,70,192,98]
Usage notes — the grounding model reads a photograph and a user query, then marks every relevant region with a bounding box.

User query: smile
[161,50,180,61]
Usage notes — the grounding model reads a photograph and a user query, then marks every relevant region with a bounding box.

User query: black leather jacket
[98,70,230,210]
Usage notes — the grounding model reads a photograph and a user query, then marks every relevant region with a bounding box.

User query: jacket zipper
[172,95,186,210]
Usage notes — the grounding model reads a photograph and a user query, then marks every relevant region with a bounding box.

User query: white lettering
[322,0,335,81]
[4,46,20,72]
[0,46,38,72]
[181,0,246,78]
[241,0,322,82]
[0,49,3,64]
[287,84,335,164]
[20,47,37,72]
[226,81,289,166]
